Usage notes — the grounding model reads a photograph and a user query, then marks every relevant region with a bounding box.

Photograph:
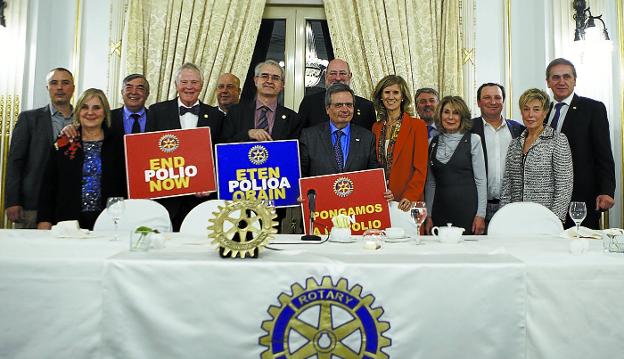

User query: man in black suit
[299,83,379,177]
[298,59,376,130]
[146,63,225,230]
[470,83,524,223]
[5,67,75,228]
[110,74,150,135]
[545,58,615,229]
[223,60,300,142]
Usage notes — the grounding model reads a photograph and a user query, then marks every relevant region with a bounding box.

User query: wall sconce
[573,0,610,41]
[0,0,6,27]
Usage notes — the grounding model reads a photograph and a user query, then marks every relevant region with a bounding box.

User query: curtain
[120,0,266,106]
[323,0,462,104]
[0,0,28,228]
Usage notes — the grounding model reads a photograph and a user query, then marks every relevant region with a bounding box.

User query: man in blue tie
[299,83,379,177]
[414,87,440,138]
[110,74,150,136]
[545,58,615,229]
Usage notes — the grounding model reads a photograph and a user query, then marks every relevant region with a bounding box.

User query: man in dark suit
[545,58,615,229]
[299,83,379,177]
[5,67,75,228]
[110,74,150,136]
[298,59,376,130]
[223,60,300,142]
[470,83,524,223]
[146,63,225,230]
[415,87,440,138]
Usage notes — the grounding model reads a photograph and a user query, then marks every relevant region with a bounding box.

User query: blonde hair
[72,88,111,129]
[518,88,550,112]
[434,96,472,134]
[372,75,414,120]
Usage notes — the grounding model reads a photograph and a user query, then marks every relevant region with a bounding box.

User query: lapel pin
[572,107,576,110]
[357,109,361,116]
[281,115,286,120]
[204,114,208,118]
[355,138,360,142]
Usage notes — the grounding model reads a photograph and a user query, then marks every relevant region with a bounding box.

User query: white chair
[388,201,419,237]
[179,199,228,236]
[93,199,172,233]
[488,202,563,236]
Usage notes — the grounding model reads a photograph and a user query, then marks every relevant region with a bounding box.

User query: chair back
[488,202,563,236]
[179,199,227,236]
[93,199,172,233]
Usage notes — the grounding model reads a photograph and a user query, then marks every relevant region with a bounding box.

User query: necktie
[334,130,344,172]
[550,102,565,130]
[256,106,269,131]
[180,105,200,116]
[130,113,141,134]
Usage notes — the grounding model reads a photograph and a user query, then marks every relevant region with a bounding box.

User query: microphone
[301,189,321,241]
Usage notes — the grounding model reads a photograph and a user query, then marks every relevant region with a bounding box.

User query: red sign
[299,168,390,235]
[125,128,216,199]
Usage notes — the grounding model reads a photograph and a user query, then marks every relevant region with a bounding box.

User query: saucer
[329,236,357,243]
[384,236,410,243]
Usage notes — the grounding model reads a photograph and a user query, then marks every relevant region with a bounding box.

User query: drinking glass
[410,201,427,245]
[568,201,587,238]
[106,197,125,241]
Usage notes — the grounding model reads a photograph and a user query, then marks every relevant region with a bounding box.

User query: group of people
[5,57,615,234]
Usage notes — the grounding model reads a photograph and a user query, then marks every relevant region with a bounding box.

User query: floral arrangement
[54,134,82,160]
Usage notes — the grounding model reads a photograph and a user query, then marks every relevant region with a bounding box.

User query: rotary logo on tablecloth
[259,276,391,358]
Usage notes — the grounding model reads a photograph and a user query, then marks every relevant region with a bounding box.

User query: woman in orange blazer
[372,75,428,211]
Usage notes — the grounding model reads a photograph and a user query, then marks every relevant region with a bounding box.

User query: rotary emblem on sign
[158,134,179,153]
[259,276,391,358]
[248,145,269,165]
[333,177,354,198]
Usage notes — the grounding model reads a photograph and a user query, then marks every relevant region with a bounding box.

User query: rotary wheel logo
[158,134,179,153]
[333,177,354,198]
[207,200,278,258]
[248,145,269,165]
[259,276,391,358]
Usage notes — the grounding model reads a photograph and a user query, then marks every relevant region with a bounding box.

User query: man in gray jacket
[5,68,75,228]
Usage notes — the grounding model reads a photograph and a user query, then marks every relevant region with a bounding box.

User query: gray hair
[546,58,577,79]
[174,63,203,85]
[414,87,439,100]
[254,60,285,81]
[324,83,354,107]
[46,67,74,83]
[122,73,150,95]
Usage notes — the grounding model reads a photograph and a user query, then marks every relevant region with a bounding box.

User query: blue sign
[215,140,301,207]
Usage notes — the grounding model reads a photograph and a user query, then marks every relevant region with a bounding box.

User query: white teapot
[431,223,464,243]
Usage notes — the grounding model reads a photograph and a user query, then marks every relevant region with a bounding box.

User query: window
[241,6,332,110]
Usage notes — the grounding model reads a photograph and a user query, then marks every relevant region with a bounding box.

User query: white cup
[385,227,405,239]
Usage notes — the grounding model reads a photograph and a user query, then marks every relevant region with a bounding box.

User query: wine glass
[410,201,427,245]
[106,197,125,241]
[568,201,587,238]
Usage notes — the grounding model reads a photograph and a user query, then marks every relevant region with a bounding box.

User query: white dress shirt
[178,99,200,129]
[483,117,513,200]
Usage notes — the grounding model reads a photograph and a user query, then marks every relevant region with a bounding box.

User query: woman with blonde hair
[37,88,126,230]
[499,88,572,220]
[371,75,428,211]
[424,96,487,235]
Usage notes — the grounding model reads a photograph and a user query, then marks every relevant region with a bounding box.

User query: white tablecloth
[1,230,622,359]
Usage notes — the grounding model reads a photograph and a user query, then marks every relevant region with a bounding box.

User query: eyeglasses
[258,73,282,82]
[331,102,354,109]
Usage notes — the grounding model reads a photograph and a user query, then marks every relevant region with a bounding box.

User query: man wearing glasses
[299,83,378,177]
[223,59,300,142]
[298,59,376,130]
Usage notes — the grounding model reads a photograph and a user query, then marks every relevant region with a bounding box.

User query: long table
[0,229,622,359]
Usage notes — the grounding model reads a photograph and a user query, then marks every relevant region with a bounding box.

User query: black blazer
[298,90,376,130]
[223,101,301,142]
[37,129,127,226]
[548,94,615,228]
[5,106,56,210]
[470,117,525,175]
[110,107,149,136]
[299,122,379,177]
[145,99,224,144]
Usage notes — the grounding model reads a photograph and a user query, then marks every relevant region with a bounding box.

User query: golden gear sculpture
[207,200,278,258]
[259,276,392,358]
